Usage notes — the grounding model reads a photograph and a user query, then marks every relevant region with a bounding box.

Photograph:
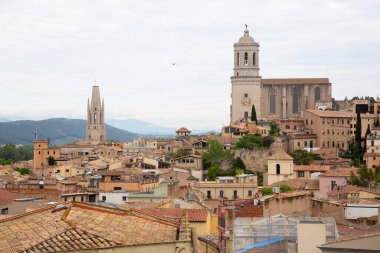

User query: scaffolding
[233,214,338,253]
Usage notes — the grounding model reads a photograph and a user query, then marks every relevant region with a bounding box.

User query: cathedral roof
[262,78,330,85]
[176,127,191,133]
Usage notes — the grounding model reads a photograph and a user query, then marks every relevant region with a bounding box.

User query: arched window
[252,52,256,65]
[292,87,300,113]
[244,52,248,65]
[244,93,248,98]
[285,125,290,129]
[315,87,321,102]
[269,88,276,114]
[237,52,240,66]
[276,164,281,174]
[94,113,97,125]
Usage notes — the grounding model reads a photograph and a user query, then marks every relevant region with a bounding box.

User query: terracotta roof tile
[293,165,330,172]
[140,208,208,222]
[176,127,190,133]
[22,227,118,252]
[267,150,293,160]
[0,203,179,252]
[320,167,357,177]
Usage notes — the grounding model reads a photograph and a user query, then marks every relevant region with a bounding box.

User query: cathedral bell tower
[230,26,262,123]
[86,85,106,143]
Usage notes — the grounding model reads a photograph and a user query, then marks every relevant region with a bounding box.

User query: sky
[0,0,379,130]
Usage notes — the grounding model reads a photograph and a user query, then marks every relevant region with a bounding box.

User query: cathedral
[230,27,332,123]
[86,85,106,143]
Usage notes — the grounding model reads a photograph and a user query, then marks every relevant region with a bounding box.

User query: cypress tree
[251,105,257,123]
[355,111,362,144]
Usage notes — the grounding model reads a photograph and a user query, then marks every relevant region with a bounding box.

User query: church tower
[231,26,262,123]
[86,85,106,143]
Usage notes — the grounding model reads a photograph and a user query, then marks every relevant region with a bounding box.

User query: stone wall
[235,148,271,171]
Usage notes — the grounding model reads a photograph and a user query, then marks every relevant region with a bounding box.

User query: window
[244,52,248,65]
[81,196,84,202]
[114,187,122,190]
[63,197,67,201]
[269,88,276,114]
[244,111,249,121]
[237,52,240,66]
[292,88,300,113]
[219,190,224,197]
[276,164,281,174]
[65,169,69,172]
[122,196,127,201]
[38,151,41,154]
[372,140,375,146]
[315,87,321,102]
[233,190,238,199]
[207,190,212,199]
[1,208,9,215]
[102,196,106,201]
[331,181,336,191]
[94,113,97,124]
[248,190,252,196]
[252,52,256,65]
[298,171,305,177]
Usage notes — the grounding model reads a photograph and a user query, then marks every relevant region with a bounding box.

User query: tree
[234,134,263,150]
[290,149,321,165]
[169,149,191,158]
[207,164,221,181]
[250,105,257,123]
[269,121,280,136]
[375,117,380,127]
[348,165,380,187]
[262,136,275,147]
[355,111,362,144]
[232,157,246,171]
[202,138,231,169]
[48,156,55,166]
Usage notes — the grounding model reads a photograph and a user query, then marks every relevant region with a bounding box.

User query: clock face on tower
[241,94,251,106]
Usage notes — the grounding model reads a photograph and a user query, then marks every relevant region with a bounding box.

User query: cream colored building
[231,26,332,122]
[193,174,258,200]
[265,150,294,186]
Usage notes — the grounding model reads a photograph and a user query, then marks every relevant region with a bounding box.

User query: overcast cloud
[0,0,379,130]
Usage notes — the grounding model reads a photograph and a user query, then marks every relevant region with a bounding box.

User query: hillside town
[1,26,380,253]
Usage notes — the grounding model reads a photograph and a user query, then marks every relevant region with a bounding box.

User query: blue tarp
[236,238,285,253]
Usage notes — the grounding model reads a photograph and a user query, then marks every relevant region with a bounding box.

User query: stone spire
[86,85,106,143]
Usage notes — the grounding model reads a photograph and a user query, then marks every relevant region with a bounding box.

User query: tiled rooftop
[320,167,357,177]
[140,208,209,222]
[293,165,331,172]
[0,203,179,252]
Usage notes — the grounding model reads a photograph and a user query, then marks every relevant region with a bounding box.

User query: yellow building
[193,174,258,200]
[33,139,61,172]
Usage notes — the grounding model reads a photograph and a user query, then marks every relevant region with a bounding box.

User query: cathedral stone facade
[231,27,332,123]
[86,86,106,143]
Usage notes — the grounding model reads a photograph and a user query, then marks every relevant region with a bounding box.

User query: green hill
[0,118,139,146]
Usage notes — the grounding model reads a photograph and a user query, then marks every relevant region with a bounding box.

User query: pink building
[316,167,357,199]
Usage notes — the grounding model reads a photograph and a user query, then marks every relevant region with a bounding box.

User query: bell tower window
[237,53,240,66]
[292,88,300,114]
[94,113,97,125]
[253,52,256,66]
[244,52,248,65]
[315,87,321,102]
[269,88,276,114]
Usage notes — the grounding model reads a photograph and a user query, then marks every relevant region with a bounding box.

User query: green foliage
[0,159,13,165]
[202,138,232,169]
[169,149,192,158]
[232,157,246,171]
[0,144,33,161]
[280,185,292,193]
[375,117,380,127]
[290,149,321,165]
[235,134,263,150]
[348,165,380,187]
[310,191,315,198]
[355,111,362,144]
[348,143,363,166]
[261,187,273,196]
[269,121,280,136]
[250,105,257,123]
[48,156,56,166]
[365,124,371,137]
[262,136,275,148]
[14,167,30,175]
[374,196,380,200]
[207,164,221,181]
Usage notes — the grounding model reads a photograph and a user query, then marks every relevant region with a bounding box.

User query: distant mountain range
[106,118,176,135]
[0,118,138,146]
